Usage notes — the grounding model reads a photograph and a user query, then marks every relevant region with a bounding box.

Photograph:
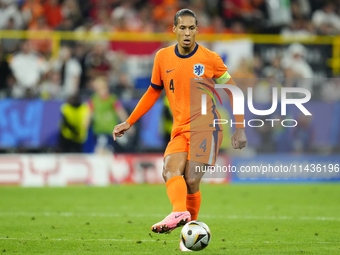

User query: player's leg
[151,134,191,233]
[162,151,187,182]
[183,160,207,221]
[163,152,189,214]
[184,131,223,221]
[151,152,192,233]
[179,131,222,251]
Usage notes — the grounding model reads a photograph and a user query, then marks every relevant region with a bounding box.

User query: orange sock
[166,176,187,212]
[186,191,201,221]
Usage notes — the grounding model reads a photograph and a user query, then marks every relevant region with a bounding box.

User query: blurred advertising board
[0,99,62,148]
[1,99,340,151]
[0,154,230,186]
[0,154,338,187]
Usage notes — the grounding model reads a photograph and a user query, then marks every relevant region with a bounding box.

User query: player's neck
[177,43,196,56]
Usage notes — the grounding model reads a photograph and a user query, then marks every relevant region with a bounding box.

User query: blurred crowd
[0,0,340,36]
[0,0,339,101]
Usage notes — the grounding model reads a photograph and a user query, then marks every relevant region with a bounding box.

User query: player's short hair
[174,9,198,27]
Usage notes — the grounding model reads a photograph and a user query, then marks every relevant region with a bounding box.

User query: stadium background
[0,0,340,185]
[0,1,340,254]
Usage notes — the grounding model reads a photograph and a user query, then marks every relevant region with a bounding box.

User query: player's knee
[185,177,199,193]
[162,169,168,182]
[162,166,183,182]
[162,164,175,182]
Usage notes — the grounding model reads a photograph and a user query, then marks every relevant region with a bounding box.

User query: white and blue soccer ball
[180,221,211,251]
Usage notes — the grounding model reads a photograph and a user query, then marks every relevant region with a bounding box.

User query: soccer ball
[180,221,211,251]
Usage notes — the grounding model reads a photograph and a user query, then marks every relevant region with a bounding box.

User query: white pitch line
[0,237,334,244]
[0,212,339,221]
[0,237,175,242]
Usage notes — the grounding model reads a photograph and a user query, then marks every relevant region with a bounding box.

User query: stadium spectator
[229,21,246,34]
[28,15,52,56]
[152,1,178,32]
[322,76,340,102]
[231,58,257,92]
[109,50,134,99]
[88,0,112,24]
[0,17,21,54]
[90,8,112,33]
[136,3,155,33]
[111,0,139,32]
[282,65,299,88]
[9,40,48,98]
[73,42,89,93]
[22,0,45,28]
[52,45,82,99]
[281,43,313,91]
[43,0,63,29]
[312,2,340,35]
[40,71,61,99]
[112,72,135,100]
[88,76,133,153]
[190,0,211,33]
[76,0,92,19]
[75,17,94,33]
[160,96,173,149]
[281,18,316,38]
[56,16,75,32]
[84,42,111,82]
[291,0,311,20]
[264,0,292,28]
[58,94,90,153]
[56,17,76,47]
[0,47,13,98]
[0,0,24,30]
[62,0,83,28]
[254,68,282,104]
[309,0,324,13]
[262,56,284,81]
[112,16,130,33]
[207,16,229,34]
[222,0,264,28]
[253,54,264,78]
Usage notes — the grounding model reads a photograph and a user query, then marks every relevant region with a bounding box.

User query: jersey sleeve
[212,52,228,79]
[126,86,162,126]
[150,50,164,90]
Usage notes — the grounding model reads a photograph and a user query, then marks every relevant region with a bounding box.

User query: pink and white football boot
[151,211,191,233]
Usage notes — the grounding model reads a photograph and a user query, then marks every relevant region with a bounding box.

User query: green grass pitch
[1,183,340,254]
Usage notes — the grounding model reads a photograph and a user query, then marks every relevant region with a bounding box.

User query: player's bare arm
[231,128,247,149]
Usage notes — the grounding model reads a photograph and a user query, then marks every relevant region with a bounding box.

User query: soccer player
[113,9,247,235]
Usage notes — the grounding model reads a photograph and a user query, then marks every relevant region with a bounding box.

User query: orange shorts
[164,131,223,165]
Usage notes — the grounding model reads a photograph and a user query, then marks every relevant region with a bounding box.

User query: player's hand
[113,122,131,141]
[231,128,247,149]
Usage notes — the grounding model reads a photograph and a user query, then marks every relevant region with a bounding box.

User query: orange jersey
[151,43,228,138]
